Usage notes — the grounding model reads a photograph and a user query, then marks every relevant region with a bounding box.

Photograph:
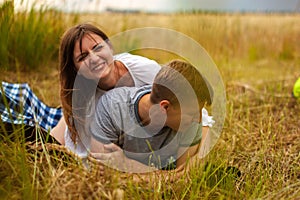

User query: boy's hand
[103,143,122,152]
[90,150,128,172]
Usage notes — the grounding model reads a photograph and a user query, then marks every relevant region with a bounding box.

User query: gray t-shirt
[90,85,202,169]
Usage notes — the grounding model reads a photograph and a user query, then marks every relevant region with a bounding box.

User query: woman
[53,23,163,157]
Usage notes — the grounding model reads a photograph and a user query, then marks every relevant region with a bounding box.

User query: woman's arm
[50,116,67,145]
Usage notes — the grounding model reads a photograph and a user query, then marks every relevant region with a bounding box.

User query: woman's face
[73,33,114,81]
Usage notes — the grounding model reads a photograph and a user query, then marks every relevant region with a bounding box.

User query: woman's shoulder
[114,53,160,66]
[114,53,161,86]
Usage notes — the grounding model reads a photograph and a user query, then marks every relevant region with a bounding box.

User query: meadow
[0,1,299,199]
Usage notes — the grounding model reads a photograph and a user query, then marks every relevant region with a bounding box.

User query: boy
[90,60,213,172]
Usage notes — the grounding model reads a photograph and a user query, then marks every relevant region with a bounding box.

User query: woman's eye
[78,54,88,62]
[94,43,104,52]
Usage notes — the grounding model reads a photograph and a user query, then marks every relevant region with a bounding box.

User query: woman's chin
[94,68,111,81]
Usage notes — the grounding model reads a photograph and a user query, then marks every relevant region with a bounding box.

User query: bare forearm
[50,116,66,145]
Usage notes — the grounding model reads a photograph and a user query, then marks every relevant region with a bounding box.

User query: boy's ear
[159,100,170,113]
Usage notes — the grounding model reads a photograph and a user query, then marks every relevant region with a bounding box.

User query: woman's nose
[87,51,99,64]
[89,51,99,60]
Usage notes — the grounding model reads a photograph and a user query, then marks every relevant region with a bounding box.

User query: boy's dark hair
[150,60,213,107]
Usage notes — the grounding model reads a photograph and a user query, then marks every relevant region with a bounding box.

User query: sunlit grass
[0,1,78,71]
[0,1,300,199]
[1,79,298,199]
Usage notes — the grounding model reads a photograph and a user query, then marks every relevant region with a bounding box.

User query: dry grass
[0,13,300,199]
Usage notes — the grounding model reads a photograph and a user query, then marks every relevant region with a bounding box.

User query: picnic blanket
[0,82,62,131]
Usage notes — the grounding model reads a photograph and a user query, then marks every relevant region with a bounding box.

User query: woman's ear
[159,100,170,113]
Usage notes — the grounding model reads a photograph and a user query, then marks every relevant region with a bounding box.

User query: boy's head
[150,60,213,131]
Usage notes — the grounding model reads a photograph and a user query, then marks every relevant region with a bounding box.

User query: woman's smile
[91,61,106,72]
[73,33,114,80]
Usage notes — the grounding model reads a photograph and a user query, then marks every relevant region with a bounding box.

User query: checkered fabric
[0,82,62,131]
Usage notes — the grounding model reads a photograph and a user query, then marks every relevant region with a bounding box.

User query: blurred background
[0,1,299,199]
[9,0,300,13]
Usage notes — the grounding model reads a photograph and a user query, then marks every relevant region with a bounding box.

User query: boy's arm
[90,126,209,179]
[198,126,210,159]
[176,124,209,167]
[90,146,157,173]
[90,141,200,174]
[176,144,200,167]
[90,146,196,183]
[139,126,209,182]
[90,137,105,153]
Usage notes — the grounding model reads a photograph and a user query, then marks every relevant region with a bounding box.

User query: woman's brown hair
[59,23,110,142]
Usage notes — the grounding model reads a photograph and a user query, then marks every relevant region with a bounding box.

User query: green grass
[0,68,298,200]
[0,1,78,71]
[0,1,300,199]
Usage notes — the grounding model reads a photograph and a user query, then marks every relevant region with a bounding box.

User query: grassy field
[0,2,299,199]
